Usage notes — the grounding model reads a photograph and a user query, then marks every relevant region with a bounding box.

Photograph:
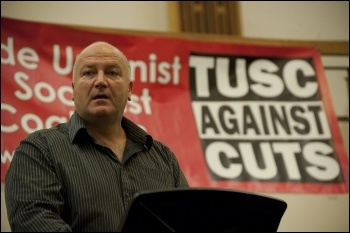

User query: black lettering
[243,105,260,135]
[291,106,310,134]
[308,105,324,134]
[270,105,291,134]
[259,105,270,135]
[218,106,239,134]
[202,106,219,134]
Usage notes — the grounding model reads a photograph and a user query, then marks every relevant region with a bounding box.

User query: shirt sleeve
[162,143,190,188]
[5,132,72,232]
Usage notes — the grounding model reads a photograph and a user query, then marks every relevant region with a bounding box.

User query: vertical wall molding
[168,1,241,36]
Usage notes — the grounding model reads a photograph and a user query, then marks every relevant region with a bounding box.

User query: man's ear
[128,82,133,101]
[71,82,74,101]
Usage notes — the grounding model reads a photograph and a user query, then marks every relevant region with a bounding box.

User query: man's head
[72,41,133,124]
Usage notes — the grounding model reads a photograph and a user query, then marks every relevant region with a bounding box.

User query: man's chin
[92,110,112,118]
[84,107,112,117]
[78,107,118,121]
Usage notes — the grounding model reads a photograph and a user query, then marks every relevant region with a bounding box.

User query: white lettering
[52,44,74,75]
[284,60,317,98]
[1,103,18,133]
[1,37,39,69]
[189,56,214,97]
[304,142,340,181]
[129,54,181,85]
[205,141,242,178]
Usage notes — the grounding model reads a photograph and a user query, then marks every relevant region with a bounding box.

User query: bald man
[5,41,189,232]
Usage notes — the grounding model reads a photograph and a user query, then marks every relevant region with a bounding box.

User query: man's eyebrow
[80,64,96,69]
[104,65,123,71]
[81,63,121,67]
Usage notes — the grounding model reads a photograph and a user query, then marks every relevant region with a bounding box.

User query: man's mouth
[93,94,108,100]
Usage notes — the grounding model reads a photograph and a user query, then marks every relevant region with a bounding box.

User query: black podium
[118,188,287,232]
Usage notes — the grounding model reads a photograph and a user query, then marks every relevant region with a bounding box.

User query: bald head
[71,41,133,122]
[73,41,130,82]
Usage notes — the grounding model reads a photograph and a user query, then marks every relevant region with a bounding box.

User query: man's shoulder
[151,139,167,148]
[24,122,69,140]
[149,139,173,154]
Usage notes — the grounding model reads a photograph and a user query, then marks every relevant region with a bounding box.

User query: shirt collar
[121,116,153,150]
[68,111,153,150]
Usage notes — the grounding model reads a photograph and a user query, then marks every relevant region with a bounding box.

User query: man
[5,41,189,231]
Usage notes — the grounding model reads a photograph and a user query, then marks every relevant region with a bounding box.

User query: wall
[1,1,349,232]
[240,1,348,40]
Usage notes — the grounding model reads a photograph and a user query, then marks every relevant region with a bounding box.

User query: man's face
[72,43,132,122]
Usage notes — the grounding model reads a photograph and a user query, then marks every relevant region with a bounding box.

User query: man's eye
[83,71,94,77]
[107,71,120,76]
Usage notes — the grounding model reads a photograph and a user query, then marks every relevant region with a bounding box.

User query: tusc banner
[1,17,348,193]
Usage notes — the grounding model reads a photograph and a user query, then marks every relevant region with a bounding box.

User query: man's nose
[95,71,107,87]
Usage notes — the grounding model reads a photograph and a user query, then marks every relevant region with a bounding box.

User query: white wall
[1,1,349,232]
[1,1,170,32]
[240,1,349,40]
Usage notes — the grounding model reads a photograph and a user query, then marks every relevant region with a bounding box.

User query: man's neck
[85,120,127,161]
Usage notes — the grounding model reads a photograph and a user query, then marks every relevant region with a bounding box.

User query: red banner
[1,17,348,193]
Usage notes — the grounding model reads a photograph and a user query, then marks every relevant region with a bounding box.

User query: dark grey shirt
[5,111,189,232]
